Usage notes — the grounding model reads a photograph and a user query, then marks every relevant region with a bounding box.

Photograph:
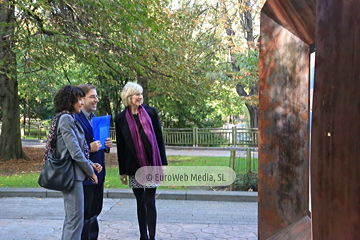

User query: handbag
[38,152,75,191]
[38,114,75,191]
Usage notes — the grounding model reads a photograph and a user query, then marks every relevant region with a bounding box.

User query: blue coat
[75,111,107,185]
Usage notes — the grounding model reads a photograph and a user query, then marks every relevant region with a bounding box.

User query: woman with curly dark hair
[43,85,102,240]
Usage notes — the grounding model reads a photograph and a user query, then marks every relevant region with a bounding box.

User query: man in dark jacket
[76,84,113,240]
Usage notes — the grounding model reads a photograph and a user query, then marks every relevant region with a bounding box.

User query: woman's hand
[120,174,128,185]
[92,163,103,173]
[90,173,98,184]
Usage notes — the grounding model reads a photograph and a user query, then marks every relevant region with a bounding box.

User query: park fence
[163,127,258,147]
[16,124,259,189]
[17,125,258,147]
[167,146,258,191]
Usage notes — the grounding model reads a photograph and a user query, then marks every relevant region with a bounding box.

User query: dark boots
[81,216,99,240]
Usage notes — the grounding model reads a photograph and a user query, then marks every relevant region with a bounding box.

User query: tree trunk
[0,1,28,160]
[237,84,258,128]
[239,0,258,128]
[246,104,258,128]
[137,74,149,105]
[240,0,254,49]
[221,0,259,129]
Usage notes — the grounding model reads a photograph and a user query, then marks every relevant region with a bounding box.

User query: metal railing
[17,125,258,147]
[163,127,258,147]
[19,125,49,140]
[167,146,258,190]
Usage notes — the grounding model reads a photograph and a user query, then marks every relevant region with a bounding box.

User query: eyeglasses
[87,95,99,100]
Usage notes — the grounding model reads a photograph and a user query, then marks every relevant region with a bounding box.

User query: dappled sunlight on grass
[0,147,257,191]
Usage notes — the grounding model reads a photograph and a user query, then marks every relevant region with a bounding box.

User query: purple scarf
[43,111,90,161]
[126,105,163,168]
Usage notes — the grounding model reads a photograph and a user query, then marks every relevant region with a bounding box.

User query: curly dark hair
[54,85,85,113]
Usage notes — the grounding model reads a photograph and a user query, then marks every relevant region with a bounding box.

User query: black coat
[114,105,168,175]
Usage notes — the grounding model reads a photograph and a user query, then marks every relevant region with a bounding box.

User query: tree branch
[236,84,248,96]
[22,67,43,74]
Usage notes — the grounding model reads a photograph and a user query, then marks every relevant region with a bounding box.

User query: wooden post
[229,150,236,191]
[38,125,41,140]
[232,127,237,146]
[192,127,198,147]
[246,148,252,173]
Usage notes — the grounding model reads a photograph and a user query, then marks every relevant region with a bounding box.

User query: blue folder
[92,115,110,150]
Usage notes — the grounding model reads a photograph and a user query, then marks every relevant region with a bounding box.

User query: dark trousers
[81,183,104,240]
[133,188,157,240]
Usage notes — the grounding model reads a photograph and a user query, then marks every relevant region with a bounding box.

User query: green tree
[167,0,262,128]
[217,0,263,128]
[0,1,27,160]
[1,0,259,160]
[1,0,223,160]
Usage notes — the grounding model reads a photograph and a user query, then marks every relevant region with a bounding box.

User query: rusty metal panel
[258,12,310,240]
[268,216,311,240]
[262,0,316,45]
[311,0,360,239]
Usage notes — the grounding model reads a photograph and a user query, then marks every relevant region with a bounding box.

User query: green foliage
[233,172,258,191]
[235,49,259,85]
[233,49,259,106]
[149,75,244,128]
[2,0,260,131]
[206,0,260,108]
[151,94,224,128]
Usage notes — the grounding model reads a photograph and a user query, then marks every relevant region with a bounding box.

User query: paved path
[0,197,258,240]
[13,140,259,239]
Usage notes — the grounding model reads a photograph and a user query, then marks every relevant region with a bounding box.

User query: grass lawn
[0,155,258,190]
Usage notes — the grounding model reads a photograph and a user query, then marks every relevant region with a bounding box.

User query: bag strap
[50,113,69,153]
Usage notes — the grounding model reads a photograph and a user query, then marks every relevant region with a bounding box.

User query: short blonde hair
[121,82,143,107]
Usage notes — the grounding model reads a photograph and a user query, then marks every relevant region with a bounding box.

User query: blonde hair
[121,82,143,107]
